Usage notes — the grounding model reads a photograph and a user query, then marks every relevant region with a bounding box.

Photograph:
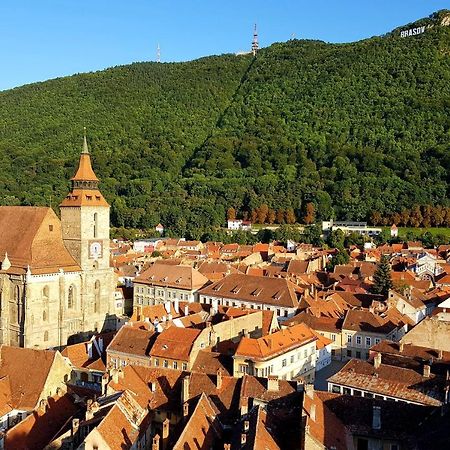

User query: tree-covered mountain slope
[0,10,448,233]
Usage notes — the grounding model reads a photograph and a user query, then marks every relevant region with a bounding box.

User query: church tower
[59,130,117,337]
[60,130,110,271]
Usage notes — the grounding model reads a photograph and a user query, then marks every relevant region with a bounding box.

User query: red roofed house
[198,273,303,319]
[133,264,209,307]
[233,323,318,382]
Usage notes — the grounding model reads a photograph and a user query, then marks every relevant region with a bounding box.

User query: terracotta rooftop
[0,207,80,273]
[235,323,317,360]
[191,350,232,376]
[342,309,397,335]
[107,326,155,358]
[199,273,302,308]
[150,327,201,361]
[173,393,222,450]
[134,263,209,291]
[0,346,60,410]
[328,359,444,406]
[5,393,79,450]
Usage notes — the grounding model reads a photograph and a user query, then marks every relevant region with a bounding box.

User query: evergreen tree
[372,255,393,297]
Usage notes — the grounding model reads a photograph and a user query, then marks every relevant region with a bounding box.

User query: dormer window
[272,291,281,300]
[231,285,242,294]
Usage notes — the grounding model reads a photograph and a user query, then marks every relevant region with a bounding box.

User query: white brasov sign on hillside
[400,26,426,38]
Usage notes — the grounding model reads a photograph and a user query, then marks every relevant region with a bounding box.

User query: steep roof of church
[71,133,98,182]
[71,153,99,182]
[0,206,80,274]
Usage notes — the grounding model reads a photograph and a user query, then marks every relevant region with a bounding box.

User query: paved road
[314,360,346,391]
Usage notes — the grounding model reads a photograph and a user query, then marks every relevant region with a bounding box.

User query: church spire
[82,126,89,154]
[70,128,99,185]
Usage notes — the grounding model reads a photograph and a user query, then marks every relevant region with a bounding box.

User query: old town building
[0,134,119,349]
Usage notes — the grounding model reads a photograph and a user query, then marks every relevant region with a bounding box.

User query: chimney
[174,299,179,314]
[184,305,189,316]
[305,383,314,399]
[71,418,80,437]
[162,418,170,449]
[98,337,104,352]
[183,401,189,418]
[224,444,231,450]
[85,399,94,420]
[111,369,119,384]
[399,342,404,353]
[101,372,109,396]
[423,364,431,378]
[241,433,247,445]
[438,350,443,360]
[372,406,381,430]
[240,396,248,417]
[182,375,190,404]
[244,420,250,431]
[267,375,279,392]
[374,352,382,369]
[310,404,316,422]
[150,381,156,393]
[242,328,249,338]
[216,369,223,389]
[152,434,160,450]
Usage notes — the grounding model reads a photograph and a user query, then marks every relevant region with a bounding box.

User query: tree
[227,207,236,221]
[303,203,315,224]
[327,248,349,271]
[267,209,276,224]
[285,207,296,224]
[257,204,269,224]
[276,209,285,224]
[371,255,393,297]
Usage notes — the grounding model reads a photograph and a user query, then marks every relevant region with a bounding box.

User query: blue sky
[0,0,448,91]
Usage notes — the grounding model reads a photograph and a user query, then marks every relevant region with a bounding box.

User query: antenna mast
[156,43,161,63]
[252,24,259,56]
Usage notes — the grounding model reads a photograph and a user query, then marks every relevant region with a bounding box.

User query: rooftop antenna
[252,24,259,56]
[156,43,161,63]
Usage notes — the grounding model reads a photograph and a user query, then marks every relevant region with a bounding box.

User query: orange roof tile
[235,323,317,360]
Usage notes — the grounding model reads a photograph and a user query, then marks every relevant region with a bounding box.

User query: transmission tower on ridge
[252,24,259,56]
[156,43,161,63]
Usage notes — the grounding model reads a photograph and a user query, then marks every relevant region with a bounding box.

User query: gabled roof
[173,393,222,450]
[5,393,79,450]
[0,346,61,410]
[95,390,147,450]
[0,207,80,273]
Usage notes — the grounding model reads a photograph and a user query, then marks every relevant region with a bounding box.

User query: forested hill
[0,10,449,235]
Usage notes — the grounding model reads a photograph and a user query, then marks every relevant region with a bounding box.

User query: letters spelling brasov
[400,26,426,38]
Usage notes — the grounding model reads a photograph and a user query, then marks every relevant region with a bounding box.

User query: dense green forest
[0,11,449,237]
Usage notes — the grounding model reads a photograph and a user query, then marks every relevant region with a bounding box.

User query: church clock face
[89,240,103,259]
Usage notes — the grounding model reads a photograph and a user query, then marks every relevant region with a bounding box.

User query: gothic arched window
[68,285,75,309]
[42,286,49,321]
[93,213,98,238]
[94,280,100,313]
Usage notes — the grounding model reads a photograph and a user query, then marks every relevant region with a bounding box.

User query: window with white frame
[365,337,371,347]
[347,334,352,343]
[356,335,362,345]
